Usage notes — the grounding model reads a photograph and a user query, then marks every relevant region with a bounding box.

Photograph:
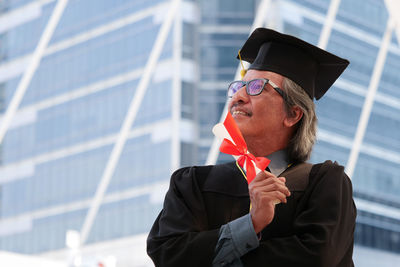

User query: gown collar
[266,149,289,176]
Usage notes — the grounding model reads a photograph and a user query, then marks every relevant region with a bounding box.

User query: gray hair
[282,77,317,162]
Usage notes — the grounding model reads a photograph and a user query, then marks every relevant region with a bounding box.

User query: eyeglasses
[227,78,287,101]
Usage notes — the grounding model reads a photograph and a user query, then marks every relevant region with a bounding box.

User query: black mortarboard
[238,28,349,100]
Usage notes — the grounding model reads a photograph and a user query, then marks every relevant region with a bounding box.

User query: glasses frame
[228,78,287,102]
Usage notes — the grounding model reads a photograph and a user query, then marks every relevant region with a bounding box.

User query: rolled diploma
[212,122,280,205]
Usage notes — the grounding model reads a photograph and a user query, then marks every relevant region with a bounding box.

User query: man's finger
[250,174,287,188]
[255,183,291,197]
[261,191,287,204]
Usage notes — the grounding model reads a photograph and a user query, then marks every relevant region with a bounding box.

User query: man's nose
[230,85,249,104]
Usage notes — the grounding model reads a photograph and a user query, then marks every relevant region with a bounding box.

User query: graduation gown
[147,160,356,266]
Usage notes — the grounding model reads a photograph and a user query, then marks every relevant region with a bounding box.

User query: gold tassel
[238,50,247,79]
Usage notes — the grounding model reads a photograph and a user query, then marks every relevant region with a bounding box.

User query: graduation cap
[238,28,349,100]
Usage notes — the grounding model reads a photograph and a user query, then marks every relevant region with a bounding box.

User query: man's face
[228,69,287,143]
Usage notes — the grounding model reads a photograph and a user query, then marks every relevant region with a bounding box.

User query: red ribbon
[219,112,270,184]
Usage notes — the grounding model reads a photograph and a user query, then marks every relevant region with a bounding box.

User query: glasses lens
[228,81,244,97]
[247,79,265,95]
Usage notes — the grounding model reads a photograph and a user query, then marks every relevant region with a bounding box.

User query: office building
[0,0,198,265]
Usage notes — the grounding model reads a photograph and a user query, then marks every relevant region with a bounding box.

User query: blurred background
[0,0,399,266]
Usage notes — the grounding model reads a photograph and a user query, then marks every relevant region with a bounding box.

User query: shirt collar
[266,149,289,176]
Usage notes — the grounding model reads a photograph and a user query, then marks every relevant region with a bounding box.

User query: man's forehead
[244,70,284,84]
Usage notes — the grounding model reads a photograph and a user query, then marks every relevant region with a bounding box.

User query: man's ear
[283,106,303,127]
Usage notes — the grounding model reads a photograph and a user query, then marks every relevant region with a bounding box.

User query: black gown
[147,160,356,267]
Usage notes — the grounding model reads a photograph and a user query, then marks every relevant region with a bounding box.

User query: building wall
[0,0,199,256]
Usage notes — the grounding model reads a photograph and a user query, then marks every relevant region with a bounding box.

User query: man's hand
[249,171,291,233]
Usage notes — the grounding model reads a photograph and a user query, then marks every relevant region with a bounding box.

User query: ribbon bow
[214,112,270,184]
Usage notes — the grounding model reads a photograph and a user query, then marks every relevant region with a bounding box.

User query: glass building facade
[0,0,198,264]
[0,0,399,266]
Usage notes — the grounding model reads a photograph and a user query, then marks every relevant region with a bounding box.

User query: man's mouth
[232,110,251,116]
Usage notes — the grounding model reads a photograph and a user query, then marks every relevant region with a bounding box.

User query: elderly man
[147,28,356,267]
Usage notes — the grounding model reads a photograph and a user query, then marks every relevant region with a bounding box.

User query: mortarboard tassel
[238,50,247,79]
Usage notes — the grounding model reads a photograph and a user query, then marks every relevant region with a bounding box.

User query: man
[147,28,356,266]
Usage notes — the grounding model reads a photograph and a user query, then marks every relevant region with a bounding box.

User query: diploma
[212,112,270,184]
